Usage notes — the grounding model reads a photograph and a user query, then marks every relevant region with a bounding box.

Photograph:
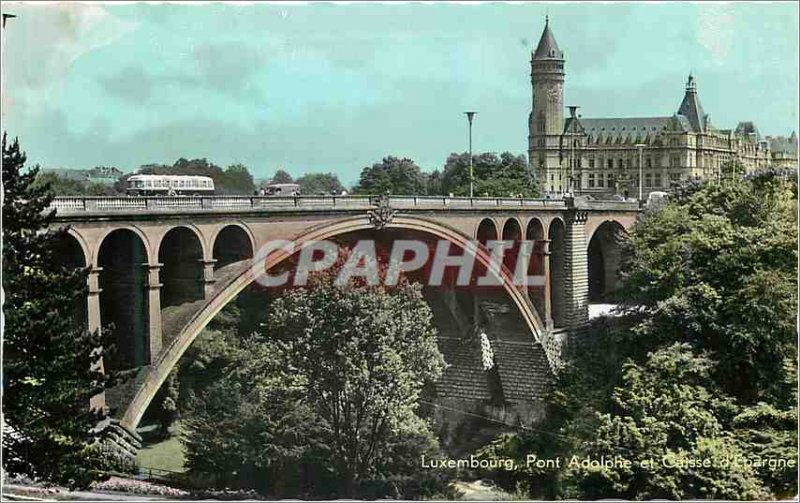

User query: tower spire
[533,16,563,60]
[678,74,705,132]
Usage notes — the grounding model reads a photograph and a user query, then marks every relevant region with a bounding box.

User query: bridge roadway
[49,194,639,454]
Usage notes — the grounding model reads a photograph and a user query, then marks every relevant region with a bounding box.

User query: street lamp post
[465,112,477,198]
[567,106,580,196]
[635,143,646,202]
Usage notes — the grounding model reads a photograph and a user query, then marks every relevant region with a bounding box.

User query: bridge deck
[50,195,639,217]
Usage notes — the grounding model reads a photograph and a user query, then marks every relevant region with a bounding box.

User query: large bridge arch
[121,214,552,431]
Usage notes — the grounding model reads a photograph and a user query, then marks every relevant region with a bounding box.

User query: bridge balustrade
[51,197,86,211]
[94,198,147,210]
[49,195,570,213]
[209,196,253,208]
[149,197,203,209]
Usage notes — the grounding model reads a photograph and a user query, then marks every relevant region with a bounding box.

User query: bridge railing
[48,195,576,214]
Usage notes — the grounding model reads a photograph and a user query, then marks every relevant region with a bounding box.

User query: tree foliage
[565,344,765,500]
[296,172,344,195]
[182,265,449,498]
[270,168,294,184]
[2,134,119,488]
[353,156,427,195]
[474,172,798,500]
[32,172,119,196]
[619,170,797,404]
[435,152,538,197]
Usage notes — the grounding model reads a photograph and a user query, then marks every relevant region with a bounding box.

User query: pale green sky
[2,2,797,184]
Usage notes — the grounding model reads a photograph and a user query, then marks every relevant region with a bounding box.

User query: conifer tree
[2,134,117,488]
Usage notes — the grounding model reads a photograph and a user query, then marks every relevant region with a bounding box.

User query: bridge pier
[563,210,589,327]
[541,240,554,330]
[87,267,106,412]
[145,263,163,362]
[201,258,217,298]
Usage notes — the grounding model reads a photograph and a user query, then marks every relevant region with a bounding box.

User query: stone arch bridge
[50,194,638,454]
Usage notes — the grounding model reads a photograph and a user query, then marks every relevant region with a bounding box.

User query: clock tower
[528,17,565,194]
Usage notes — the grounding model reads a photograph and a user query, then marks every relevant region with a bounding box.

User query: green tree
[424,169,443,196]
[620,171,797,404]
[473,171,798,500]
[266,273,445,497]
[354,156,426,195]
[182,336,323,496]
[32,172,89,196]
[565,344,764,500]
[439,152,538,197]
[182,260,448,498]
[220,163,256,195]
[2,134,118,488]
[296,172,344,195]
[145,369,180,438]
[32,172,122,197]
[271,168,294,184]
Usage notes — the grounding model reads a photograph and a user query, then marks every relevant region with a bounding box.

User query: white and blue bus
[126,175,215,196]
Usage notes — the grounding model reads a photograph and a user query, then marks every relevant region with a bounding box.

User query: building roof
[578,117,671,143]
[676,75,706,132]
[533,17,563,60]
[735,121,762,141]
[767,133,798,154]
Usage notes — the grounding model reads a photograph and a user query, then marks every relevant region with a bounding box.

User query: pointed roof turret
[533,17,564,60]
[676,74,706,132]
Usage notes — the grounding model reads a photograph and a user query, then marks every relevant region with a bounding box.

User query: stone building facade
[528,19,795,199]
[767,132,799,168]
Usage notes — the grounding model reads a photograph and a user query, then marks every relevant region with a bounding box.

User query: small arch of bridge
[97,228,151,368]
[211,222,256,269]
[153,224,210,264]
[62,228,90,267]
[501,217,523,240]
[158,226,206,308]
[92,224,153,268]
[587,219,628,302]
[475,217,500,243]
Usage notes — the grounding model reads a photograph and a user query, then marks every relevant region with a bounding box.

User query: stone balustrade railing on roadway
[49,195,638,215]
[49,195,573,214]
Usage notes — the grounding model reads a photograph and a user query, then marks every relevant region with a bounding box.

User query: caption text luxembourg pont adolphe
[420,454,797,471]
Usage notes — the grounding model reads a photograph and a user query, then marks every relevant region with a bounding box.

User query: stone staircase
[424,290,493,402]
